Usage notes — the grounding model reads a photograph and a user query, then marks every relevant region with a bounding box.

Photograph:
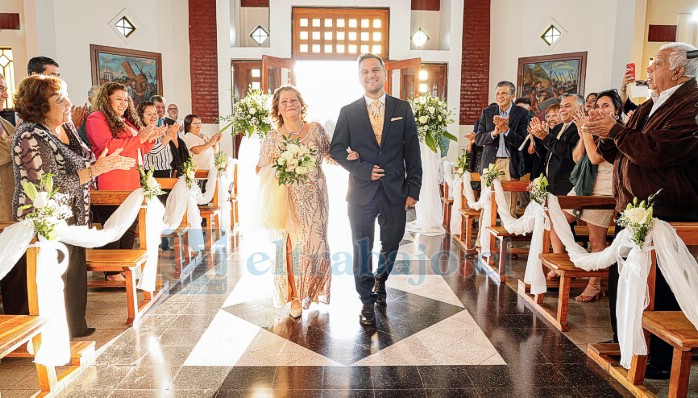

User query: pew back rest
[90,190,147,249]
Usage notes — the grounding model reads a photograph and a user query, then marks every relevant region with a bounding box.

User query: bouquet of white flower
[409,93,457,153]
[617,189,661,246]
[138,166,164,200]
[481,163,505,188]
[218,86,272,138]
[528,173,549,205]
[273,137,317,186]
[183,157,198,189]
[453,150,469,178]
[214,151,229,175]
[19,173,73,240]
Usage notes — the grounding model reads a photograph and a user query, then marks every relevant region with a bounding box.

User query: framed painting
[90,44,162,108]
[516,51,587,119]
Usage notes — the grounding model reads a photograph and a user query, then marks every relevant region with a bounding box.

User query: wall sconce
[250,25,269,46]
[411,28,430,49]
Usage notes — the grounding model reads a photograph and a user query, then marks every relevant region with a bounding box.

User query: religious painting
[517,51,587,120]
[90,44,162,108]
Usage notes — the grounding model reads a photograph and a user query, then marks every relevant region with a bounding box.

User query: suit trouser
[348,186,406,305]
[608,213,695,370]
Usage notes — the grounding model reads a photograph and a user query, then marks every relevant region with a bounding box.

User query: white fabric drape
[0,221,35,280]
[406,142,445,236]
[217,158,236,232]
[442,161,464,236]
[546,194,698,368]
[461,172,492,254]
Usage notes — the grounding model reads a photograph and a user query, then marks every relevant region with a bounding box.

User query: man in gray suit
[331,53,422,325]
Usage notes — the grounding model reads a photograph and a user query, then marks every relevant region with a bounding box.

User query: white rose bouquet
[183,157,198,189]
[409,93,457,153]
[528,173,549,205]
[273,136,317,186]
[453,150,469,178]
[481,163,505,188]
[19,173,73,240]
[218,86,272,138]
[616,189,661,246]
[214,151,229,175]
[138,166,165,200]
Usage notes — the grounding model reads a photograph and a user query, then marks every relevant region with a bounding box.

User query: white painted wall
[217,0,464,158]
[7,0,191,112]
[410,10,441,50]
[489,0,636,102]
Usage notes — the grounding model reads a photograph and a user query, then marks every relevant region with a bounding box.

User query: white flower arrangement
[214,151,229,175]
[273,136,317,186]
[138,166,164,200]
[453,150,469,178]
[528,173,549,205]
[218,86,272,138]
[409,93,457,153]
[616,189,661,246]
[19,173,73,240]
[481,163,505,188]
[183,157,198,189]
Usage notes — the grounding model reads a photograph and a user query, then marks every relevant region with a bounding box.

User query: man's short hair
[87,85,100,99]
[27,56,59,75]
[515,97,531,106]
[150,95,166,104]
[496,81,516,96]
[659,42,698,78]
[560,93,584,107]
[357,53,384,68]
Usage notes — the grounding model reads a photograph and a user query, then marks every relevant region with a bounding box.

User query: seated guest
[549,89,622,300]
[86,82,161,281]
[586,42,698,379]
[182,114,222,171]
[6,75,133,336]
[138,101,179,178]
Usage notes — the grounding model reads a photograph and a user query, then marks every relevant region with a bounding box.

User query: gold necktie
[369,99,384,145]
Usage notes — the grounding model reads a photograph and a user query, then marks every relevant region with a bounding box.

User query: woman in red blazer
[86,82,161,281]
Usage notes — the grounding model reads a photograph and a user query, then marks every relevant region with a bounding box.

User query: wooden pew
[440,180,453,228]
[587,222,698,398]
[453,173,481,254]
[517,195,616,332]
[156,177,198,278]
[89,191,165,325]
[195,170,221,250]
[1,241,95,397]
[478,180,532,283]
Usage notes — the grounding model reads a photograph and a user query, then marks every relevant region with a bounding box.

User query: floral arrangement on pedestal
[453,150,469,178]
[273,136,317,186]
[528,174,549,205]
[409,93,457,153]
[617,189,661,246]
[138,166,164,200]
[19,173,72,240]
[183,157,198,189]
[218,86,272,138]
[214,151,229,175]
[481,163,505,188]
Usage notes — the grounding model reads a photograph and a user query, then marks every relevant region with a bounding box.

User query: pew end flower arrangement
[410,93,457,153]
[19,173,72,240]
[214,151,229,175]
[273,136,317,186]
[528,174,549,205]
[217,86,272,138]
[617,189,662,246]
[453,150,469,178]
[481,163,505,188]
[138,166,164,200]
[183,157,198,189]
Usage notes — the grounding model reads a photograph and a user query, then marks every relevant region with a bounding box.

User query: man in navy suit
[330,53,422,325]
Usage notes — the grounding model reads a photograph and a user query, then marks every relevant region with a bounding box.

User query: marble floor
[1,209,697,396]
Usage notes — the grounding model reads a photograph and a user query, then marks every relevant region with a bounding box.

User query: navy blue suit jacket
[330,95,422,206]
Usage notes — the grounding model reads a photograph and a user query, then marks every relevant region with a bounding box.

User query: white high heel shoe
[289,298,302,319]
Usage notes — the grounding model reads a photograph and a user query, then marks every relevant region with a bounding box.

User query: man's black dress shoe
[644,363,671,380]
[360,304,376,325]
[73,327,96,338]
[374,279,387,305]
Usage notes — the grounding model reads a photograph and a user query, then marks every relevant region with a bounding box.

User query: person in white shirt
[182,114,221,170]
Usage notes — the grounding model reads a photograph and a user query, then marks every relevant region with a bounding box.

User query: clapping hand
[92,148,136,175]
[492,115,509,135]
[582,109,617,138]
[138,125,164,144]
[70,104,89,129]
[572,109,587,133]
[528,117,548,139]
[162,123,180,145]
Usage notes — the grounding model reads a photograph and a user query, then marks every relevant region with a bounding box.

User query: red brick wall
[459,0,490,126]
[188,0,219,123]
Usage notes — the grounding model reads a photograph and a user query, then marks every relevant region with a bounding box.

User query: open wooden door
[261,55,296,93]
[384,57,421,100]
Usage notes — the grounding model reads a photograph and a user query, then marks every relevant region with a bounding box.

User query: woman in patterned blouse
[8,75,134,337]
